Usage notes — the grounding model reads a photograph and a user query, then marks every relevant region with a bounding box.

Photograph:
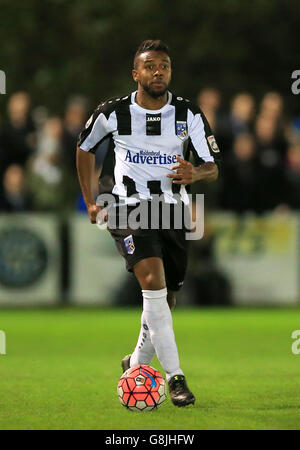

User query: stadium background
[1,0,300,430]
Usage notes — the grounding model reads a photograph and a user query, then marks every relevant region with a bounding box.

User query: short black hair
[134,40,170,68]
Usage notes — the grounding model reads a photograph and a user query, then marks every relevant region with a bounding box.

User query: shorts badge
[124,235,135,255]
[176,121,188,140]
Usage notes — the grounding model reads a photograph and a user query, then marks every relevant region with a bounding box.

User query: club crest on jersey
[207,135,220,153]
[176,121,187,140]
[124,235,135,255]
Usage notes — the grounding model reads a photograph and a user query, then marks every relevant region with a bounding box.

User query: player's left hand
[166,155,196,185]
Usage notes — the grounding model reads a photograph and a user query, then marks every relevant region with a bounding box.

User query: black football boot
[168,375,195,407]
[121,354,131,372]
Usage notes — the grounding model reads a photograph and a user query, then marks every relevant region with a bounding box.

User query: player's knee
[142,273,164,290]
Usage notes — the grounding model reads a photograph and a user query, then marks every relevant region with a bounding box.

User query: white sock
[142,288,184,381]
[130,311,155,367]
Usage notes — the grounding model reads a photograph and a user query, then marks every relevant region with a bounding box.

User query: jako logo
[291,330,300,355]
[147,117,160,121]
[0,330,6,355]
[0,70,6,94]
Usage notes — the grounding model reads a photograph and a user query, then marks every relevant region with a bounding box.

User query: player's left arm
[167,156,218,184]
[167,105,220,185]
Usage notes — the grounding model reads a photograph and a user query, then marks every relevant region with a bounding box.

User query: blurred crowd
[1,89,300,214]
[196,88,300,213]
[0,92,88,213]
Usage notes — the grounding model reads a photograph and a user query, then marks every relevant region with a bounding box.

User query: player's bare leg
[132,257,195,407]
[133,257,166,290]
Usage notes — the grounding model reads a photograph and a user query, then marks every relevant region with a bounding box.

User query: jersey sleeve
[77,104,111,153]
[187,106,221,163]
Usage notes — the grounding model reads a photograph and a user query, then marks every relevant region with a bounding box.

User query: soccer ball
[117,364,166,411]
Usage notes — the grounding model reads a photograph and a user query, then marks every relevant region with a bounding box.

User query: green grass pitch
[0,307,299,430]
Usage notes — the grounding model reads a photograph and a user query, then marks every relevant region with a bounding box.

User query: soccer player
[76,40,220,407]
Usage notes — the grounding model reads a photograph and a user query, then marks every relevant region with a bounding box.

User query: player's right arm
[76,102,112,223]
[76,147,100,223]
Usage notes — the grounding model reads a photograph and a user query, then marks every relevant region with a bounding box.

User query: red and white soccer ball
[117,365,166,411]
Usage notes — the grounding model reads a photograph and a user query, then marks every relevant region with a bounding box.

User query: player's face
[132,51,171,98]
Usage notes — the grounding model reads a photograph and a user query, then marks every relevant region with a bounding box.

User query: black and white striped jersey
[78,91,220,205]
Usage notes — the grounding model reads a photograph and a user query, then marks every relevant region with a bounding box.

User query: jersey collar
[131,91,172,113]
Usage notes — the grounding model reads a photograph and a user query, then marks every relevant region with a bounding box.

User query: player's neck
[135,89,168,110]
